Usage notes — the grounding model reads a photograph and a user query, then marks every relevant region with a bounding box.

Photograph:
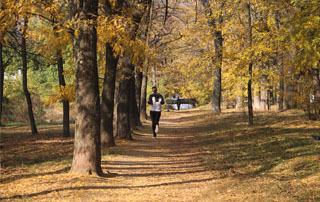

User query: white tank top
[150,96,162,112]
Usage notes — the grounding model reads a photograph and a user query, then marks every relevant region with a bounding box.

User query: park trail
[99,110,216,202]
[0,109,218,202]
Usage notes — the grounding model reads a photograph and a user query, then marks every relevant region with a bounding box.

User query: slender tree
[135,67,142,116]
[117,53,133,139]
[0,41,4,126]
[57,50,70,137]
[129,64,140,129]
[140,71,148,121]
[69,0,103,175]
[21,19,38,134]
[247,2,254,125]
[101,44,118,146]
[200,0,223,114]
[312,68,320,113]
[100,0,124,147]
[274,10,284,111]
[140,1,153,122]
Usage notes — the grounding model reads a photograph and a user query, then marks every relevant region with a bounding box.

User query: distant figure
[177,96,181,111]
[148,86,165,139]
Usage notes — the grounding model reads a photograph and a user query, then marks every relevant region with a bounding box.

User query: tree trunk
[312,68,320,114]
[140,73,148,121]
[260,75,268,110]
[212,67,222,113]
[57,50,70,137]
[0,41,4,126]
[117,54,132,140]
[247,3,254,125]
[152,66,156,86]
[284,82,294,109]
[248,64,254,125]
[21,19,38,134]
[278,56,284,110]
[200,1,223,114]
[138,2,152,122]
[211,9,223,114]
[117,0,151,136]
[129,66,140,128]
[275,12,284,111]
[69,0,102,175]
[135,67,142,114]
[101,44,118,147]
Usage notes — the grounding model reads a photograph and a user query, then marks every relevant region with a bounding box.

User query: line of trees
[158,0,320,123]
[0,0,177,175]
[1,0,319,175]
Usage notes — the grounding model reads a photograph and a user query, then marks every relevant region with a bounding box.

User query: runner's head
[152,86,157,93]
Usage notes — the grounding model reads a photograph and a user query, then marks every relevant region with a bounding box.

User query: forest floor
[1,107,320,202]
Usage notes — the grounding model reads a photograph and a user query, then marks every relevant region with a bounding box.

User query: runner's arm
[148,95,153,105]
[160,95,165,105]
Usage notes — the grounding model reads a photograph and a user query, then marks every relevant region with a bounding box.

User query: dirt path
[1,110,216,202]
[99,111,215,201]
[2,110,320,201]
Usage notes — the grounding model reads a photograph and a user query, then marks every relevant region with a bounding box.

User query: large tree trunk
[247,3,254,125]
[69,0,102,175]
[21,19,38,134]
[57,50,70,137]
[101,44,118,147]
[116,54,132,140]
[0,41,4,126]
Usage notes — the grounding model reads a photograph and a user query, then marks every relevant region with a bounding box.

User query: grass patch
[196,110,320,201]
[3,122,27,127]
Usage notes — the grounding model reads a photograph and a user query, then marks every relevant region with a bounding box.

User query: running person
[148,86,165,139]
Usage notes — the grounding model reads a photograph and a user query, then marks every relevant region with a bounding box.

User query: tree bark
[278,56,284,110]
[69,0,102,175]
[247,3,254,125]
[101,44,118,147]
[0,41,4,126]
[117,0,151,137]
[140,72,148,121]
[212,67,222,113]
[312,68,320,114]
[21,19,38,134]
[138,1,152,122]
[57,50,70,137]
[200,1,223,114]
[135,67,142,114]
[275,11,284,111]
[129,65,140,129]
[117,54,132,140]
[152,65,156,86]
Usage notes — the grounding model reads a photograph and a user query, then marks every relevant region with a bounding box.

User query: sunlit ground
[1,107,319,201]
